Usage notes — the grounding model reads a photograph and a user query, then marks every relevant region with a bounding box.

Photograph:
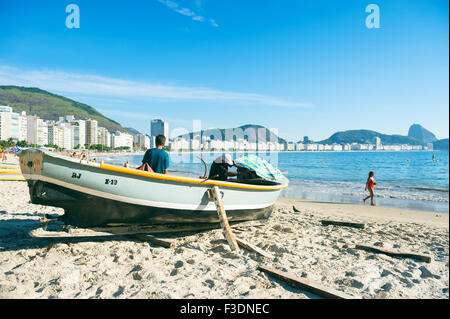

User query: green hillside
[0,86,127,133]
[319,129,424,145]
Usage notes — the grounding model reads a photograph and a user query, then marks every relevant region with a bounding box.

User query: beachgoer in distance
[208,154,238,181]
[141,135,169,174]
[363,171,377,206]
[124,161,130,168]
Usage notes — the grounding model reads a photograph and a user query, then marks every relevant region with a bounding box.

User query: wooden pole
[258,265,354,299]
[211,186,240,251]
[133,234,176,248]
[235,237,275,259]
[321,220,365,229]
[355,244,432,263]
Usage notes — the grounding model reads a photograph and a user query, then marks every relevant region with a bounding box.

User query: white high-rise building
[85,119,98,146]
[72,120,86,148]
[18,111,27,141]
[0,106,13,141]
[111,131,133,149]
[144,135,151,149]
[0,106,27,141]
[27,115,48,146]
[47,124,62,147]
[375,137,382,150]
[97,127,111,147]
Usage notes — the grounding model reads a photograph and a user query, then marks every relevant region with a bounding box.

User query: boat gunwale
[22,149,289,191]
[99,163,288,191]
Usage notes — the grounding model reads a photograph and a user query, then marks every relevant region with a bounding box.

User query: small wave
[412,186,449,193]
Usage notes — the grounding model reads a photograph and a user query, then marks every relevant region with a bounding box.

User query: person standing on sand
[363,171,377,206]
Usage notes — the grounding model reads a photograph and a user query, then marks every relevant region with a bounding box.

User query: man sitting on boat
[208,154,238,181]
[141,135,170,174]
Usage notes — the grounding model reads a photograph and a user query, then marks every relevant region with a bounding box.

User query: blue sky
[0,0,448,141]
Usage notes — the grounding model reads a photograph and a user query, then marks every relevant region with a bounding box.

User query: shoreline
[3,151,449,216]
[4,153,448,214]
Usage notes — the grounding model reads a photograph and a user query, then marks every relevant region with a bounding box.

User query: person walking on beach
[363,171,377,206]
[141,135,169,174]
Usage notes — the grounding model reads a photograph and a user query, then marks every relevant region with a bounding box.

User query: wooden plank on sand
[355,244,432,263]
[134,234,176,248]
[321,220,365,229]
[258,265,354,299]
[235,237,275,259]
[211,186,240,251]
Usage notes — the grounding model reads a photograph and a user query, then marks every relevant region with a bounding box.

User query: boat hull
[27,180,274,227]
[19,149,287,227]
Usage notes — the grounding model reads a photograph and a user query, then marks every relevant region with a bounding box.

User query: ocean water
[97,151,449,213]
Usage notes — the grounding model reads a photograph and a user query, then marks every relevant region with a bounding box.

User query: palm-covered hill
[0,86,128,133]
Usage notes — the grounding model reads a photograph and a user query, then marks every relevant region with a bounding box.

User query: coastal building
[85,119,98,146]
[144,135,151,149]
[343,144,351,151]
[27,115,48,146]
[73,120,86,148]
[151,119,169,138]
[0,106,14,141]
[60,123,73,150]
[190,138,201,151]
[133,133,152,150]
[47,124,62,148]
[0,106,27,142]
[111,131,133,149]
[295,143,305,151]
[306,144,318,151]
[287,142,296,151]
[375,137,382,150]
[97,127,111,148]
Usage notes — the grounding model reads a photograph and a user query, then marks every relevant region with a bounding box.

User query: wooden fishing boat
[19,149,288,228]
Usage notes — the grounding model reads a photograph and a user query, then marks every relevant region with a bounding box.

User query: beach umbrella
[234,154,288,183]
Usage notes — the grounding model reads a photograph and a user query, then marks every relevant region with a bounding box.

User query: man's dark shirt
[142,148,169,174]
[208,162,229,181]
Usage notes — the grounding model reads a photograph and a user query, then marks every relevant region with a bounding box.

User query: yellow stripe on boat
[100,163,288,191]
[0,171,21,174]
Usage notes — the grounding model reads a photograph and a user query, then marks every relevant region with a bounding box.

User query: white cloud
[157,0,216,27]
[209,19,219,27]
[0,65,311,108]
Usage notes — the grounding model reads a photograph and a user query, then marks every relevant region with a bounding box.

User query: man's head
[155,135,166,147]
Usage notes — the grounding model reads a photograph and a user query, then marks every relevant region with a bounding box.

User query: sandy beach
[0,169,448,299]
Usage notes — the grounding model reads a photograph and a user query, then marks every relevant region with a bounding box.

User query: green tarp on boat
[234,155,288,184]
